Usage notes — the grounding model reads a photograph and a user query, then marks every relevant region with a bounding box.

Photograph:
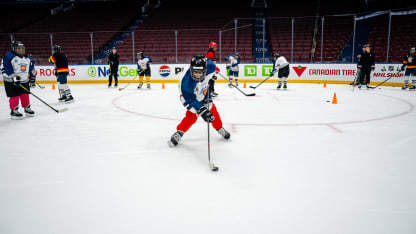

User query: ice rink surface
[1,82,415,234]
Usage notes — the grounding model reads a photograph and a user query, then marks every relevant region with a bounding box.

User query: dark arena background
[1,1,416,234]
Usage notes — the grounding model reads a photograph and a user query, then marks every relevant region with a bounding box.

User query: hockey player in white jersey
[225,53,240,87]
[2,41,35,119]
[136,51,152,89]
[271,53,290,89]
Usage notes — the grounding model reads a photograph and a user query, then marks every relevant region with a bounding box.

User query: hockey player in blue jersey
[27,54,36,88]
[225,52,240,87]
[2,41,35,119]
[168,55,230,147]
[136,51,152,89]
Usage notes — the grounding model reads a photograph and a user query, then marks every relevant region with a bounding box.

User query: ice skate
[217,127,230,140]
[168,131,184,147]
[10,107,23,120]
[24,105,35,117]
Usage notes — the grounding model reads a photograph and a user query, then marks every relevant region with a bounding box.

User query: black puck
[211,166,219,171]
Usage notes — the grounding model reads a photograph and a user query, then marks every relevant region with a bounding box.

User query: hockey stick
[372,70,402,89]
[36,82,45,89]
[19,84,68,113]
[249,75,273,89]
[218,73,255,96]
[352,69,360,92]
[206,84,218,172]
[118,74,139,91]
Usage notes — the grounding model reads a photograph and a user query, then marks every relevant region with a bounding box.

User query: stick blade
[58,107,69,113]
[249,86,256,89]
[246,93,256,96]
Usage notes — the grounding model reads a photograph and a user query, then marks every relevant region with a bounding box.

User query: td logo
[244,65,257,76]
[88,67,97,77]
[262,65,273,76]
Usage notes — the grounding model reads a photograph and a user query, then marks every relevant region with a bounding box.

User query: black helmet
[272,53,280,61]
[11,41,25,55]
[53,45,61,53]
[190,55,207,81]
[410,47,415,53]
[234,52,240,58]
[137,51,144,58]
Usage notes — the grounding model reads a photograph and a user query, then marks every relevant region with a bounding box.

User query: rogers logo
[293,65,307,77]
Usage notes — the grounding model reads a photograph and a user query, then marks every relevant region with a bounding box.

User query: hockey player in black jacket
[357,44,375,89]
[401,47,416,90]
[49,45,74,103]
[107,47,119,87]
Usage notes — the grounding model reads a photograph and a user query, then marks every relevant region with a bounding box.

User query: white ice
[0,82,415,234]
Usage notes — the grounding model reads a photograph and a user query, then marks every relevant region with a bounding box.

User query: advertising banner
[1,63,405,84]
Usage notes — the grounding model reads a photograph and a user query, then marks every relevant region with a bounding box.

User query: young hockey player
[2,41,35,119]
[136,51,152,89]
[271,53,290,89]
[107,47,119,87]
[401,47,416,90]
[357,44,375,89]
[168,55,230,147]
[27,54,36,88]
[49,45,74,103]
[225,52,240,87]
[206,42,218,97]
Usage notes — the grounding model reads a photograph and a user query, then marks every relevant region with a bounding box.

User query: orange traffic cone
[52,83,56,90]
[323,81,327,88]
[162,83,165,89]
[244,81,247,88]
[331,92,338,104]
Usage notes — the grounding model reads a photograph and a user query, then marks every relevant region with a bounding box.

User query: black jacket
[49,52,69,73]
[358,51,375,69]
[108,53,119,68]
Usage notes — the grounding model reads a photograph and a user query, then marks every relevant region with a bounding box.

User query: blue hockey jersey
[179,59,216,113]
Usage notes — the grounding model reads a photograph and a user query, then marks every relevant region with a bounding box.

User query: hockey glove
[211,74,217,81]
[357,65,362,69]
[371,65,375,71]
[215,67,220,74]
[12,76,21,86]
[226,65,231,70]
[29,76,36,87]
[401,65,406,71]
[198,106,215,123]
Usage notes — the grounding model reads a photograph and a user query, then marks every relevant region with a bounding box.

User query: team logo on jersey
[159,65,171,77]
[293,65,307,77]
[20,65,27,71]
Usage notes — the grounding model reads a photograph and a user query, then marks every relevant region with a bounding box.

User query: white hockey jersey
[2,52,32,83]
[274,56,289,70]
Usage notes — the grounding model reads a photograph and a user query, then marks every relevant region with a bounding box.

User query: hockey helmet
[137,51,144,58]
[53,45,61,53]
[410,47,415,54]
[190,55,207,81]
[234,52,240,58]
[209,41,217,48]
[272,53,280,60]
[11,40,25,55]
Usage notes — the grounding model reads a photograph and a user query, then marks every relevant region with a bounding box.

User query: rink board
[0,63,405,86]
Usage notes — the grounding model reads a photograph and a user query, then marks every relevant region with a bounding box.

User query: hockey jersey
[225,54,240,71]
[273,56,289,72]
[137,56,152,71]
[206,48,217,64]
[1,51,32,83]
[403,53,416,69]
[179,60,217,113]
[49,52,69,73]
